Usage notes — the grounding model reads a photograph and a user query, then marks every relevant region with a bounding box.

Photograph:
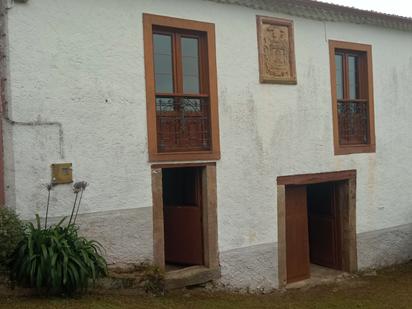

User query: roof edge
[205,0,412,32]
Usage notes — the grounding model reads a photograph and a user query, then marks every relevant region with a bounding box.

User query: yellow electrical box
[51,163,73,185]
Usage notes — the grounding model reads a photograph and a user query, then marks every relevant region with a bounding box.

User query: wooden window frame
[143,14,220,162]
[153,29,207,97]
[329,40,376,155]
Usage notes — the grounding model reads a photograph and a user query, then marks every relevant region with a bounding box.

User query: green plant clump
[10,215,107,295]
[141,264,165,296]
[0,207,24,270]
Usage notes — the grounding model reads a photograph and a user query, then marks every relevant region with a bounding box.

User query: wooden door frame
[277,170,357,287]
[151,162,219,271]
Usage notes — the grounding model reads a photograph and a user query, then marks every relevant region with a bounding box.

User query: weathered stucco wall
[5,0,412,290]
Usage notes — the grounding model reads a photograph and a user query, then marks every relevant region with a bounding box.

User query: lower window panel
[156,97,211,152]
[337,101,369,145]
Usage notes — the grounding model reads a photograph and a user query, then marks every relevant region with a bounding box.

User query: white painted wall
[6,0,412,256]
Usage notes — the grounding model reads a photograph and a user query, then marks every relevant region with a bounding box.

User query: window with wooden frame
[143,14,220,162]
[329,40,376,155]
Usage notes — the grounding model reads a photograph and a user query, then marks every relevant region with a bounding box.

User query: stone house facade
[0,0,411,291]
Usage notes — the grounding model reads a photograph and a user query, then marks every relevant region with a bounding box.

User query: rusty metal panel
[51,163,73,185]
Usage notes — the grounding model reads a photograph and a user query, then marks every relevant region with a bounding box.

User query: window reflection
[153,34,173,93]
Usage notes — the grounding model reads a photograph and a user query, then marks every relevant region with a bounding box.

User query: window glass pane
[154,54,172,75]
[154,74,174,94]
[153,34,173,93]
[348,55,358,100]
[181,37,200,94]
[183,57,199,78]
[335,54,343,100]
[183,76,200,95]
[182,37,198,57]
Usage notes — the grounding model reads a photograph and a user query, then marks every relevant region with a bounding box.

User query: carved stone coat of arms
[257,16,297,84]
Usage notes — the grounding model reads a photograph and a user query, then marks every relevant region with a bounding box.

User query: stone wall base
[218,222,412,292]
[357,223,412,270]
[219,243,278,292]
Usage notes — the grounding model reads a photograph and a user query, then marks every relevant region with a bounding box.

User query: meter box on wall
[51,163,73,185]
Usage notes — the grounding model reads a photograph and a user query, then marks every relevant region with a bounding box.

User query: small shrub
[10,215,107,295]
[0,207,24,270]
[141,264,165,295]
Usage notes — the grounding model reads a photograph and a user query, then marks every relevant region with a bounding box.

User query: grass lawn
[0,262,411,309]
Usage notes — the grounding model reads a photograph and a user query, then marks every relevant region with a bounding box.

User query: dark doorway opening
[285,181,345,284]
[307,182,342,270]
[162,167,204,268]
